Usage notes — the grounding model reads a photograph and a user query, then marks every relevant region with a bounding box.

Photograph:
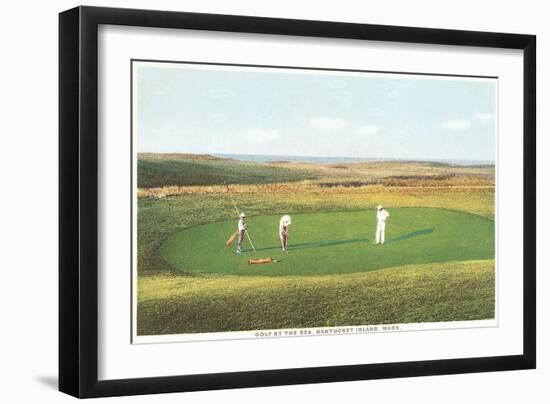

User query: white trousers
[376,221,386,244]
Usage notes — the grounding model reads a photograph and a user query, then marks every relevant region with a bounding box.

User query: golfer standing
[279,214,292,252]
[375,205,390,245]
[236,212,247,254]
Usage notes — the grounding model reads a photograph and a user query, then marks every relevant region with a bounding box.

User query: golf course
[160,209,494,276]
[137,153,496,336]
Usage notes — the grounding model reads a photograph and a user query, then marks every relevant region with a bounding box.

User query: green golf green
[159,208,494,276]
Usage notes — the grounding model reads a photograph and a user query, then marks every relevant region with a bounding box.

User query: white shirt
[377,209,390,223]
[279,215,291,233]
[238,218,246,231]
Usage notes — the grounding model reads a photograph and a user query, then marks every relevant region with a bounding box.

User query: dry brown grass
[138,182,495,219]
[138,182,315,198]
[269,159,494,178]
[136,155,495,219]
[138,180,493,198]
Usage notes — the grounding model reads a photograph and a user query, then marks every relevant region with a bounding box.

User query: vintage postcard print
[132,61,497,343]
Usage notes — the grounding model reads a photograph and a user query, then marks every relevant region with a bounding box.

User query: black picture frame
[59,5,536,398]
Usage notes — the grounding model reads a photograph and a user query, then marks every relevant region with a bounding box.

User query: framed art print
[59,6,536,398]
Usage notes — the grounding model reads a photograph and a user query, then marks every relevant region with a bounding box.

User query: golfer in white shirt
[236,212,247,254]
[279,215,292,252]
[375,205,390,245]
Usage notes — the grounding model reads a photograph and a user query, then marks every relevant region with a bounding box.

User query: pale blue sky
[135,63,496,162]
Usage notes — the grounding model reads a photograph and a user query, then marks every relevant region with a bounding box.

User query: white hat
[377,205,383,210]
[240,212,246,218]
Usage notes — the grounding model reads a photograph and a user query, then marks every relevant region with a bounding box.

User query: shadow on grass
[290,238,371,251]
[247,238,369,253]
[243,227,435,252]
[386,228,435,244]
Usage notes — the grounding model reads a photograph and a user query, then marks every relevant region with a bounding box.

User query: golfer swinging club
[375,205,390,245]
[279,214,292,252]
[236,212,247,254]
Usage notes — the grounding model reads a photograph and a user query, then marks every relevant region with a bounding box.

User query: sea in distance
[214,153,494,167]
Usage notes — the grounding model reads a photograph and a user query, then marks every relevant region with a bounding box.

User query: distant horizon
[138,151,495,166]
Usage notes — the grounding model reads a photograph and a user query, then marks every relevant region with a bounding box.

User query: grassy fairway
[160,208,494,276]
[138,153,323,188]
[136,154,495,336]
[137,260,495,335]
